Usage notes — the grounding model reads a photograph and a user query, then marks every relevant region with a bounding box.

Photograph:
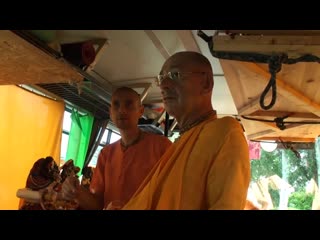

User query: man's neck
[120,128,141,146]
[177,108,216,133]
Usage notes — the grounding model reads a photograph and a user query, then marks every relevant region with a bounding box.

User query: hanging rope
[197,30,320,110]
[241,115,320,130]
[279,139,301,159]
[259,55,283,110]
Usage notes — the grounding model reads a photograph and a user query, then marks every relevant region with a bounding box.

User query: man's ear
[201,74,213,94]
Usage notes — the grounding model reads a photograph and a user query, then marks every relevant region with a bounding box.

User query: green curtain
[66,109,94,175]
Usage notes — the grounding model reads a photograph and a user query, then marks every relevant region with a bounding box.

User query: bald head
[159,51,214,123]
[112,87,141,105]
[166,51,213,74]
[162,51,214,90]
[110,87,144,130]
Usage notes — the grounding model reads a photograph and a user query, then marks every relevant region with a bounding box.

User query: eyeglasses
[155,71,207,86]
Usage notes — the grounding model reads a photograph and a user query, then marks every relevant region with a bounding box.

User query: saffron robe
[123,116,250,210]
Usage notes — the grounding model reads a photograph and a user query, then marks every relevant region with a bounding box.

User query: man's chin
[116,124,132,130]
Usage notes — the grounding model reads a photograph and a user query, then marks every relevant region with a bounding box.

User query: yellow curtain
[0,85,64,210]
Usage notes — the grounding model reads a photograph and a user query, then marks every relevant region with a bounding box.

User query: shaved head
[161,51,214,90]
[159,51,214,124]
[164,51,213,75]
[112,87,141,105]
[110,87,144,130]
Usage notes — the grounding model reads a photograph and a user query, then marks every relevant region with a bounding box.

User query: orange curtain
[0,85,64,210]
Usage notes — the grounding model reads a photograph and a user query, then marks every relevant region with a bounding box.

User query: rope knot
[268,54,285,74]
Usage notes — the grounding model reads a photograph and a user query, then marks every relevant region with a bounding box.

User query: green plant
[251,149,282,181]
[288,192,314,210]
[269,186,280,208]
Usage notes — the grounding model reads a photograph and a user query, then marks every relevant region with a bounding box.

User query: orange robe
[90,131,172,208]
[123,116,250,210]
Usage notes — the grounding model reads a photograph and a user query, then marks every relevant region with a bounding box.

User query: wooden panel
[221,60,320,116]
[213,34,320,58]
[220,60,317,114]
[278,63,320,104]
[221,57,320,141]
[236,61,320,116]
[0,30,83,85]
[238,94,303,115]
[220,59,264,110]
[257,62,320,104]
[246,129,276,139]
[224,30,320,36]
[241,118,279,136]
[241,114,320,141]
[248,111,320,119]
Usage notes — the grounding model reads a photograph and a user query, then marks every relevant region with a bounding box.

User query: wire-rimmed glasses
[155,71,207,86]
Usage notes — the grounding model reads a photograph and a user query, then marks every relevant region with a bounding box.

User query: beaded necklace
[120,130,142,150]
[179,110,216,136]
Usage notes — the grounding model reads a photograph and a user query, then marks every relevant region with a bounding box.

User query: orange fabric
[0,85,64,210]
[123,116,251,210]
[90,131,172,208]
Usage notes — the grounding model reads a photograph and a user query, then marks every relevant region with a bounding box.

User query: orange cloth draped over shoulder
[123,116,251,210]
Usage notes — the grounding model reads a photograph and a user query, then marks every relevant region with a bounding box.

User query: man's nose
[118,104,127,113]
[159,76,172,90]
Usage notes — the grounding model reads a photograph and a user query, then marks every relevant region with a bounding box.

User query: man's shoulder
[101,140,120,153]
[143,131,172,142]
[204,116,243,133]
[209,116,240,127]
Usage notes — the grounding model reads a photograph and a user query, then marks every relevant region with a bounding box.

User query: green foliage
[251,149,282,182]
[250,146,318,209]
[286,150,317,192]
[268,186,280,208]
[288,192,314,210]
[251,148,317,191]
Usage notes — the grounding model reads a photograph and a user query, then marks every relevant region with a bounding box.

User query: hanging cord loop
[259,54,285,110]
[197,30,320,111]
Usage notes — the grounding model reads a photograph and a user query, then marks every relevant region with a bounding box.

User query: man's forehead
[161,52,212,73]
[161,62,188,74]
[161,56,199,72]
[112,90,140,101]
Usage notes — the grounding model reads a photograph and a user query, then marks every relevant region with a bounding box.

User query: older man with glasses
[122,51,250,210]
